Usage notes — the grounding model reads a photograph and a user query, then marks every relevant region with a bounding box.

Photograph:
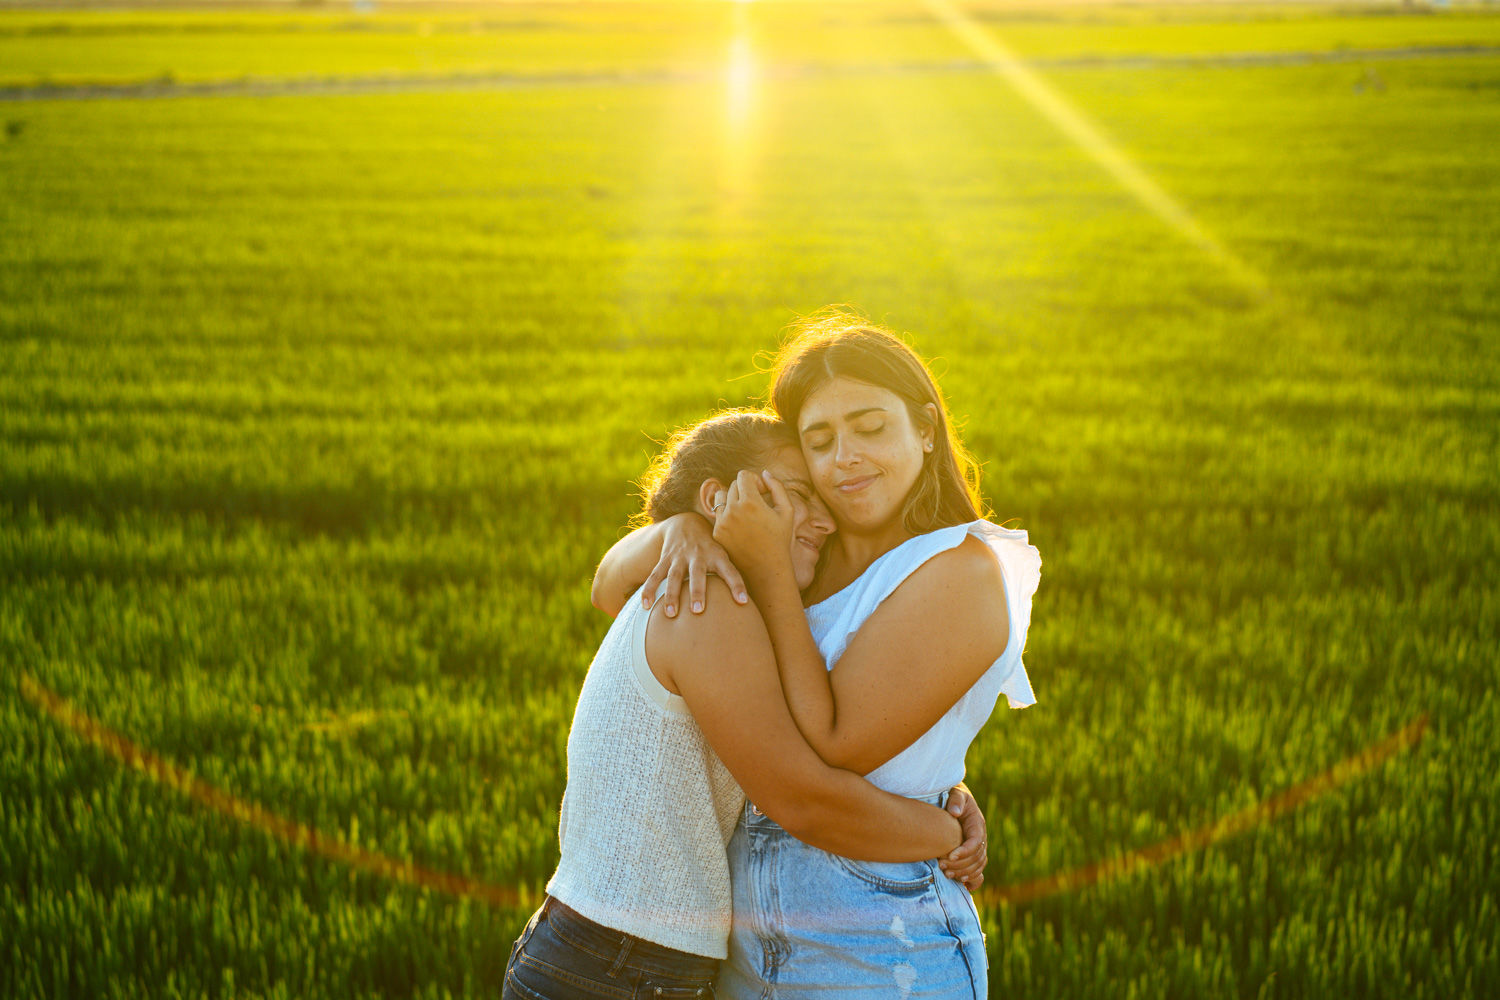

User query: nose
[834,433,859,468]
[809,505,835,536]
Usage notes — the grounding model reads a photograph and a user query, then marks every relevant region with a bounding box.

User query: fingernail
[736,591,748,603]
[692,601,703,614]
[665,604,676,617]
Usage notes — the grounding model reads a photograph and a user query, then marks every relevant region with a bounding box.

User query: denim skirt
[504,896,720,1000]
[716,799,987,999]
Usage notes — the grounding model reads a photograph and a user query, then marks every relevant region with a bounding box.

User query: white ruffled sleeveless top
[804,519,1041,798]
[545,583,745,958]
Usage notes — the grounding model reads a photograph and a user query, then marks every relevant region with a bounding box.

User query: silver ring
[712,503,726,512]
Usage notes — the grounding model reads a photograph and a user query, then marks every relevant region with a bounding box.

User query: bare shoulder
[839,531,1012,698]
[907,532,1006,599]
[645,577,770,658]
[874,533,1010,657]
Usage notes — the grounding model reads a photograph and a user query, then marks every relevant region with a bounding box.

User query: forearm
[590,522,664,616]
[669,578,960,865]
[776,770,962,862]
[748,564,845,761]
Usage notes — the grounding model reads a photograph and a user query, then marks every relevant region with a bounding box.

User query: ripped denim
[717,796,987,999]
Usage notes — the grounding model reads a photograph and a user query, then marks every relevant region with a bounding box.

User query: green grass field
[3,2,1498,997]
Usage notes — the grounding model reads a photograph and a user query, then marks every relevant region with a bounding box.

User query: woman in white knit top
[503,410,988,1000]
[599,311,1041,998]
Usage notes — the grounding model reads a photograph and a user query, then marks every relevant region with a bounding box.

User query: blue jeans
[717,798,987,999]
[503,896,720,1000]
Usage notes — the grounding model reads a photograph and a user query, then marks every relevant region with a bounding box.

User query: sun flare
[720,0,760,203]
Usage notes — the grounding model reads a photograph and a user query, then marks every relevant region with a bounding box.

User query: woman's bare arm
[591,514,745,619]
[591,521,666,617]
[716,471,1009,775]
[654,579,961,862]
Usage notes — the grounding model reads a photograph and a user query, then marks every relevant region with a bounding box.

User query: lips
[834,475,877,495]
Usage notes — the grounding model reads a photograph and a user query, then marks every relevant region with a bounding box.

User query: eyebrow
[800,406,887,436]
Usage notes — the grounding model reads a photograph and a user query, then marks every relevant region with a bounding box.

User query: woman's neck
[805,522,913,604]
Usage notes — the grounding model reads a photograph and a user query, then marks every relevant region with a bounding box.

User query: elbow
[807,730,873,774]
[749,782,824,842]
[589,579,621,618]
[816,745,866,773]
[767,798,825,845]
[757,789,853,852]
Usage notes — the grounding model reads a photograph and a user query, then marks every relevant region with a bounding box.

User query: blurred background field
[2,1,1497,997]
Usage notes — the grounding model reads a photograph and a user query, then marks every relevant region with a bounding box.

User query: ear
[696,478,726,521]
[920,402,939,453]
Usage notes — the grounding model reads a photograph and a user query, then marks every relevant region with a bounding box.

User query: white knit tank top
[544,583,745,958]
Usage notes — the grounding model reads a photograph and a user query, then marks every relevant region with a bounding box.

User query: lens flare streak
[922,0,1267,294]
[21,672,1425,910]
[977,713,1429,907]
[18,673,522,907]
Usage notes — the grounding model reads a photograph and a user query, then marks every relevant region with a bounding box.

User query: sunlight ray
[923,0,1267,294]
[718,0,761,215]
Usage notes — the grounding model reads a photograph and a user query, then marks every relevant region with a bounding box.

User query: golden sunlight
[726,36,755,130]
[922,0,1266,294]
[720,0,759,203]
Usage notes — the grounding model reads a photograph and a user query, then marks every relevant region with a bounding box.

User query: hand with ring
[640,499,747,618]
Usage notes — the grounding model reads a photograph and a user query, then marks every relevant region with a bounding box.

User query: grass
[2,2,1497,997]
[5,2,1500,87]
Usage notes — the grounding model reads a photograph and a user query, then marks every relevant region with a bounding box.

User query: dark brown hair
[635,408,797,526]
[769,309,986,535]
